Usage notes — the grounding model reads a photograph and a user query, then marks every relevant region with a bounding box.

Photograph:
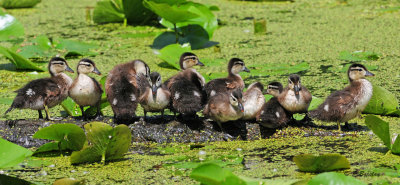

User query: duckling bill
[4,57,74,120]
[69,59,103,120]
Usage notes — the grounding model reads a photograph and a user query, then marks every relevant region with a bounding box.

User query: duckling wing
[309,90,355,122]
[90,77,103,94]
[257,98,289,128]
[170,78,204,114]
[204,78,228,97]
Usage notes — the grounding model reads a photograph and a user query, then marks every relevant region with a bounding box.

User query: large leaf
[0,0,41,9]
[123,0,157,24]
[18,35,55,59]
[33,124,86,154]
[70,122,131,164]
[241,177,304,185]
[338,51,380,62]
[0,9,24,40]
[0,45,44,71]
[308,96,323,111]
[0,174,35,185]
[307,172,366,185]
[143,0,199,24]
[364,115,391,150]
[61,97,82,117]
[54,38,98,57]
[0,138,32,169]
[190,163,246,185]
[293,153,350,172]
[93,0,125,24]
[391,135,400,154]
[363,85,399,115]
[156,43,191,70]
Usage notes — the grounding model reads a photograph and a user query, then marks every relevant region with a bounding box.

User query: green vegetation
[293,153,350,172]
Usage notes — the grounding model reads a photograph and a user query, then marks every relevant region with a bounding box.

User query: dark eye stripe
[52,62,64,65]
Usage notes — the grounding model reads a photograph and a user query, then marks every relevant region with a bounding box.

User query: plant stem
[174,23,178,43]
[123,18,127,27]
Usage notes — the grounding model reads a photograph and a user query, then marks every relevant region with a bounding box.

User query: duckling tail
[3,107,13,117]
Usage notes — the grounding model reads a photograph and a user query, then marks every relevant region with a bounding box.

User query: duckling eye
[358,69,363,71]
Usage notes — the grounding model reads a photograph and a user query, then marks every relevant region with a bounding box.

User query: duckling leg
[216,122,224,132]
[337,122,341,131]
[94,102,103,120]
[161,110,164,119]
[38,110,43,119]
[79,106,86,120]
[144,110,147,121]
[44,105,51,120]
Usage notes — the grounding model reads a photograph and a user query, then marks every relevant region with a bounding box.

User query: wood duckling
[203,89,244,130]
[105,59,150,124]
[69,59,102,120]
[309,64,374,131]
[138,72,171,119]
[256,82,290,128]
[4,57,74,120]
[164,52,205,116]
[242,82,265,120]
[204,58,250,97]
[278,74,312,118]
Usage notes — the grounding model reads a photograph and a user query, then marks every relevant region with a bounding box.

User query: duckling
[309,64,374,131]
[69,59,102,120]
[278,74,312,118]
[138,72,171,119]
[105,59,150,124]
[203,89,244,130]
[204,58,250,97]
[164,52,205,116]
[256,82,290,128]
[4,57,74,120]
[242,82,265,120]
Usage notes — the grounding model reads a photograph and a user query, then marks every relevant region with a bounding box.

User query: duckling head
[228,58,250,75]
[149,72,162,98]
[230,89,244,112]
[48,57,74,76]
[77,58,101,75]
[247,82,264,92]
[288,74,301,95]
[266,82,283,97]
[348,63,374,82]
[179,52,204,70]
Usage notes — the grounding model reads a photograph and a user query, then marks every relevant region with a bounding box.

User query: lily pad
[93,0,125,24]
[308,172,366,185]
[293,153,350,172]
[338,51,380,62]
[70,122,131,164]
[0,9,24,40]
[0,97,13,105]
[0,174,36,185]
[143,0,199,24]
[61,97,82,117]
[190,163,246,185]
[53,178,85,185]
[308,96,323,111]
[0,138,32,169]
[18,35,55,59]
[363,85,399,116]
[54,38,98,57]
[0,45,45,71]
[33,124,86,154]
[156,43,191,70]
[0,0,41,9]
[364,115,391,150]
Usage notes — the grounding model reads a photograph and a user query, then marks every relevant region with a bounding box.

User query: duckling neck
[54,72,73,87]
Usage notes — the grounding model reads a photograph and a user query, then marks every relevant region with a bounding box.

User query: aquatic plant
[32,124,86,154]
[293,153,350,172]
[0,9,24,41]
[308,172,366,185]
[0,138,32,168]
[363,85,400,116]
[339,51,381,62]
[70,122,131,164]
[365,115,400,154]
[0,0,41,9]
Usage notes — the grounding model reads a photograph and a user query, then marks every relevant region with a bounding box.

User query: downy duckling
[138,72,171,119]
[256,82,290,128]
[4,57,74,120]
[278,74,312,118]
[69,59,102,120]
[105,59,150,124]
[242,82,265,120]
[309,64,374,131]
[164,52,205,116]
[204,58,250,97]
[203,89,244,130]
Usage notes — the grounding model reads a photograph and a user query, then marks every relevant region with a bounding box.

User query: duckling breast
[69,75,101,106]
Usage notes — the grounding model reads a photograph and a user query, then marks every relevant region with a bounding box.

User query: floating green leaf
[53,178,85,185]
[338,51,380,62]
[0,9,24,40]
[123,0,157,24]
[363,85,399,116]
[391,135,400,154]
[308,96,324,111]
[54,38,98,57]
[0,174,36,185]
[70,122,131,164]
[293,153,350,172]
[308,172,366,185]
[143,0,199,24]
[61,97,82,117]
[0,97,13,105]
[156,43,191,70]
[0,46,44,71]
[253,19,267,34]
[18,35,55,59]
[190,163,246,185]
[92,0,125,24]
[0,138,32,169]
[33,124,86,154]
[365,115,391,149]
[0,0,41,9]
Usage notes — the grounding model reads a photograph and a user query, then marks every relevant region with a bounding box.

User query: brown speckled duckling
[204,58,250,98]
[203,89,244,130]
[138,72,171,120]
[256,82,290,128]
[105,59,150,124]
[164,52,205,116]
[69,59,102,120]
[309,64,374,131]
[4,57,74,120]
[242,82,265,120]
